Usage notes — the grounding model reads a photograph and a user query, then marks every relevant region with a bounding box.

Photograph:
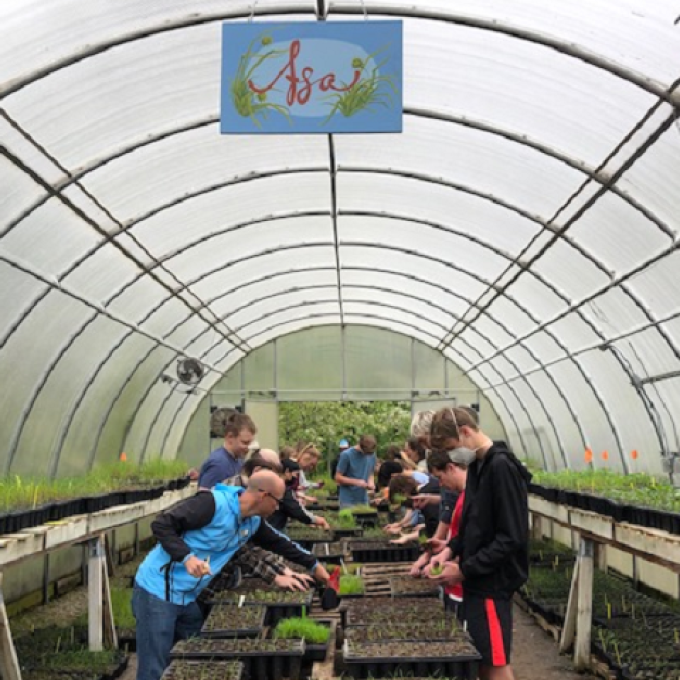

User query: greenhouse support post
[88,535,105,651]
[558,537,594,671]
[0,573,22,680]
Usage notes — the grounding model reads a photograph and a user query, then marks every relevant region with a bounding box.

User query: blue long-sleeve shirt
[198,446,242,488]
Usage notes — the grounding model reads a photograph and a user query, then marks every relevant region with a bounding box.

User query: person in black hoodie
[428,407,531,680]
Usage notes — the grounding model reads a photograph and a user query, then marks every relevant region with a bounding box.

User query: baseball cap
[339,438,349,448]
[447,447,476,466]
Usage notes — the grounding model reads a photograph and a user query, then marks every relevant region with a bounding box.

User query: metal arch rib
[2,154,676,468]
[330,4,678,104]
[6,111,674,248]
[1,4,676,104]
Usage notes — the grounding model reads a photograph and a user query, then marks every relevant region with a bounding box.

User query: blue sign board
[221,21,403,134]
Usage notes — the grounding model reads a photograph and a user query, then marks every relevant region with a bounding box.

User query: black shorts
[462,594,513,667]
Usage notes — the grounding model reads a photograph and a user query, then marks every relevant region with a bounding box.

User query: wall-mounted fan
[176,357,204,385]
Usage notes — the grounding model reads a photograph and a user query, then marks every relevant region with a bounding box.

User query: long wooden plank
[0,574,22,680]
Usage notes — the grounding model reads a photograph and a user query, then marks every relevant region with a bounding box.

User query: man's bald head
[258,448,281,469]
[248,469,285,497]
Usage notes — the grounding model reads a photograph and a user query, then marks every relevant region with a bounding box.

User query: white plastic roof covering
[1,0,680,476]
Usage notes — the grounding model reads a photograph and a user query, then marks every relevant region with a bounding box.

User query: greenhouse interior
[1,1,680,679]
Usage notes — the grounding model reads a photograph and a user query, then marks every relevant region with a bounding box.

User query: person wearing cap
[427,407,531,680]
[198,412,256,489]
[133,470,329,680]
[330,438,350,479]
[268,459,331,533]
[334,434,377,508]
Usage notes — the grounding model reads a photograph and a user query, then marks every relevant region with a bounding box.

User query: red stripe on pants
[485,599,507,666]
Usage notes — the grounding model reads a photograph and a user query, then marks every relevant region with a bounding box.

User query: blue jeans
[132,583,204,680]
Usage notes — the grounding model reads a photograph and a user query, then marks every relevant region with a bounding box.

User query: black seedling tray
[350,541,420,563]
[161,660,244,680]
[343,641,481,680]
[200,605,266,638]
[171,642,304,680]
[333,528,364,538]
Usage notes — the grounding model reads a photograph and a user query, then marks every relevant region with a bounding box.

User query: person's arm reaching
[251,520,330,582]
[151,492,215,562]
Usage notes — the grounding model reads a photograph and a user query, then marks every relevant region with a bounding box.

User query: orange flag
[601,450,609,461]
[584,448,593,463]
[119,452,127,462]
[631,450,638,460]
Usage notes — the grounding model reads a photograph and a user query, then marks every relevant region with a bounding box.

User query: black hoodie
[449,441,532,599]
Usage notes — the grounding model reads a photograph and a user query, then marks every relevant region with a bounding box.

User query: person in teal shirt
[334,434,377,507]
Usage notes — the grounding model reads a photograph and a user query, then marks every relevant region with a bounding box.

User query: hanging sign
[221,21,403,134]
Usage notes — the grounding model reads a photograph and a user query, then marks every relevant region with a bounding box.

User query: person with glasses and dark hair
[427,407,531,680]
[267,459,331,532]
[132,470,329,680]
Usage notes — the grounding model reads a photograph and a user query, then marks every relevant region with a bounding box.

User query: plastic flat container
[200,604,266,638]
[170,640,304,680]
[343,640,481,680]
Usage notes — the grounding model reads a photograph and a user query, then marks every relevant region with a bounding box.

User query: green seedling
[429,564,444,577]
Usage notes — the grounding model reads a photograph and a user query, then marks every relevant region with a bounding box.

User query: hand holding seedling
[422,547,452,576]
[428,561,463,585]
[314,516,331,530]
[185,555,211,578]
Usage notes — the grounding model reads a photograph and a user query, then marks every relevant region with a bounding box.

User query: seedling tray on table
[312,541,346,562]
[206,584,314,626]
[170,638,304,680]
[341,597,443,628]
[390,576,440,598]
[342,639,481,679]
[350,540,420,563]
[200,604,266,638]
[161,660,244,680]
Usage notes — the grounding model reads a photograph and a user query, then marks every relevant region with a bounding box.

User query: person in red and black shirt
[428,407,531,680]
[410,449,470,616]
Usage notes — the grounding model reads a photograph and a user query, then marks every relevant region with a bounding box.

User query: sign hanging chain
[248,0,259,22]
[359,0,369,20]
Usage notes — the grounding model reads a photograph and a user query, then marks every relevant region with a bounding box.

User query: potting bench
[0,483,195,680]
[529,494,680,672]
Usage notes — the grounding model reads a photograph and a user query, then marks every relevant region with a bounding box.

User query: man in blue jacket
[133,470,329,680]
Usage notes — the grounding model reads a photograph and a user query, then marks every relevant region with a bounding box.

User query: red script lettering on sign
[248,40,361,106]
